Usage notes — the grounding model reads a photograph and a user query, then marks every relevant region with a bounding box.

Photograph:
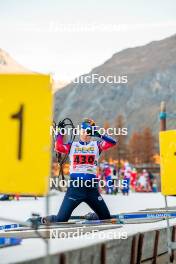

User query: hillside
[54,34,176,133]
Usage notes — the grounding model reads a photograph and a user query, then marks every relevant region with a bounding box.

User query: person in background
[112,163,118,194]
[104,163,113,194]
[131,168,137,191]
[136,169,151,192]
[148,171,154,190]
[152,177,158,192]
[122,163,131,195]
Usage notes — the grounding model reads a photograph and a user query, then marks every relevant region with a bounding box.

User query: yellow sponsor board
[160,130,176,195]
[0,74,52,195]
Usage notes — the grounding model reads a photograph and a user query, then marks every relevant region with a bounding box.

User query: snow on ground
[0,192,176,263]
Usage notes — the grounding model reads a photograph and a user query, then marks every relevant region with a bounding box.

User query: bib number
[73,154,95,165]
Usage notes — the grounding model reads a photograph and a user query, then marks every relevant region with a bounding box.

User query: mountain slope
[54,34,176,133]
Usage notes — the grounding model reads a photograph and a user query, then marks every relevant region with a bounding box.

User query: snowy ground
[0,192,176,263]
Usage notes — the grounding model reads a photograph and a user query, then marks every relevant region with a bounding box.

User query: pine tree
[128,127,156,165]
[140,127,156,164]
[128,132,142,164]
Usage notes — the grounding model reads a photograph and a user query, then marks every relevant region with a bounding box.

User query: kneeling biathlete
[31,118,117,224]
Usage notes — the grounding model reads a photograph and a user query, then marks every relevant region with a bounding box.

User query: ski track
[0,192,176,263]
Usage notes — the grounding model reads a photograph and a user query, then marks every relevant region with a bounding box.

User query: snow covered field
[0,192,176,263]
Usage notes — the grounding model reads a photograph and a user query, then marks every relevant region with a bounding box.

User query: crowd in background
[97,161,158,195]
[0,160,159,201]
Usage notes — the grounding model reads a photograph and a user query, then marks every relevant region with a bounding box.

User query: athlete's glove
[82,118,95,127]
[82,118,102,138]
[81,118,96,135]
[58,120,65,129]
[91,126,101,138]
[54,120,65,135]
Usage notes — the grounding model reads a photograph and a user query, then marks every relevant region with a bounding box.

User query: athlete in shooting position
[32,118,117,224]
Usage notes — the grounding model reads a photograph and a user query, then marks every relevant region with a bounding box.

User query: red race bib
[73,154,95,165]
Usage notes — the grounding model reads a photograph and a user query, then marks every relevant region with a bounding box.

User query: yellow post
[160,130,176,195]
[0,74,52,195]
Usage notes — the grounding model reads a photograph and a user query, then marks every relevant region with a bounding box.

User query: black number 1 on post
[11,105,24,160]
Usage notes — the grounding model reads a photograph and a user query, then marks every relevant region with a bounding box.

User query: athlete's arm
[97,134,117,152]
[55,134,71,154]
